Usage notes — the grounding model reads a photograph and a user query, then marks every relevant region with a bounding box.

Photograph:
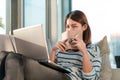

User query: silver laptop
[13,24,70,73]
[0,34,15,52]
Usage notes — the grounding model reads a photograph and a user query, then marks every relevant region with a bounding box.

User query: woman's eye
[72,26,77,28]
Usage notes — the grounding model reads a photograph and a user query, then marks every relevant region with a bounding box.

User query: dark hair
[65,10,91,45]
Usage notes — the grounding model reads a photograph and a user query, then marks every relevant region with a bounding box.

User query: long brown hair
[65,10,91,45]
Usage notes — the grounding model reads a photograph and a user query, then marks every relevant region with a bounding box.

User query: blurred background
[0,0,120,68]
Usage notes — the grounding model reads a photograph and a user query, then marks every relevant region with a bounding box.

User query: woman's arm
[72,38,101,80]
[50,41,67,62]
[50,49,56,62]
[82,50,93,73]
[82,44,102,80]
[72,38,93,72]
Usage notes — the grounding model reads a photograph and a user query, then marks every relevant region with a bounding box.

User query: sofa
[97,36,120,80]
[0,34,120,80]
[112,68,120,80]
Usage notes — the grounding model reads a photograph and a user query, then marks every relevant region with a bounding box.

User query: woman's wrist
[80,48,88,55]
[51,47,58,55]
[52,47,57,52]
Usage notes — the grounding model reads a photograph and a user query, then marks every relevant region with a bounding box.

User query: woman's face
[66,18,87,39]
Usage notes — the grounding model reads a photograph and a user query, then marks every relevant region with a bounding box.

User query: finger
[58,46,65,51]
[73,37,79,41]
[58,44,66,52]
[57,42,66,52]
[62,39,68,44]
[70,40,77,45]
[71,40,80,48]
[61,42,68,49]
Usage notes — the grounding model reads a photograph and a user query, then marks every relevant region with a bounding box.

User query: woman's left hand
[70,37,87,54]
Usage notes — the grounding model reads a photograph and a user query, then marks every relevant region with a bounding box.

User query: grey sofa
[1,34,120,80]
[0,34,70,80]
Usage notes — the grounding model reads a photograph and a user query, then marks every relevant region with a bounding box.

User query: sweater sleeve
[82,44,102,80]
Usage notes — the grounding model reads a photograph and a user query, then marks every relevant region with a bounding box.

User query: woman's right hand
[52,39,68,52]
[50,39,67,62]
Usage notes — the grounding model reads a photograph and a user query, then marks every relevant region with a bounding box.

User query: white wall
[72,0,120,42]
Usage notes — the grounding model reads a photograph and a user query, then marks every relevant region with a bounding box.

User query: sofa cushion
[97,36,112,80]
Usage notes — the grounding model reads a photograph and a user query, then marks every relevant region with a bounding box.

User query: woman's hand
[70,37,87,54]
[52,39,68,52]
[50,39,67,61]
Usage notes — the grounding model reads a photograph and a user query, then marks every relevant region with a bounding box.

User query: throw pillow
[97,36,112,80]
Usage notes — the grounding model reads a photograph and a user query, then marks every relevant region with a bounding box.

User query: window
[57,0,71,40]
[72,0,120,68]
[23,0,46,27]
[0,0,6,34]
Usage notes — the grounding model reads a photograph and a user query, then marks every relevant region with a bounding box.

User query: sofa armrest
[111,68,120,80]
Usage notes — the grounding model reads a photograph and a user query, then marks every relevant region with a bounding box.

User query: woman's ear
[82,24,88,31]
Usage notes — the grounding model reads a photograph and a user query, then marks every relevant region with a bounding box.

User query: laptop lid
[13,25,70,73]
[0,35,15,52]
[13,24,49,61]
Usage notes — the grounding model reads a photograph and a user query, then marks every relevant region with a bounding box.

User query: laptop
[13,24,70,73]
[0,34,15,52]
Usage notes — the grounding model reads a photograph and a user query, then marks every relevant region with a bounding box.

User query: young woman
[50,10,102,80]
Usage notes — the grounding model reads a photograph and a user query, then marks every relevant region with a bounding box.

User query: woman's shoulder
[87,43,99,49]
[87,43,100,56]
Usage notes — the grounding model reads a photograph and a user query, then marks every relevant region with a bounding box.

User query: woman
[50,10,102,80]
